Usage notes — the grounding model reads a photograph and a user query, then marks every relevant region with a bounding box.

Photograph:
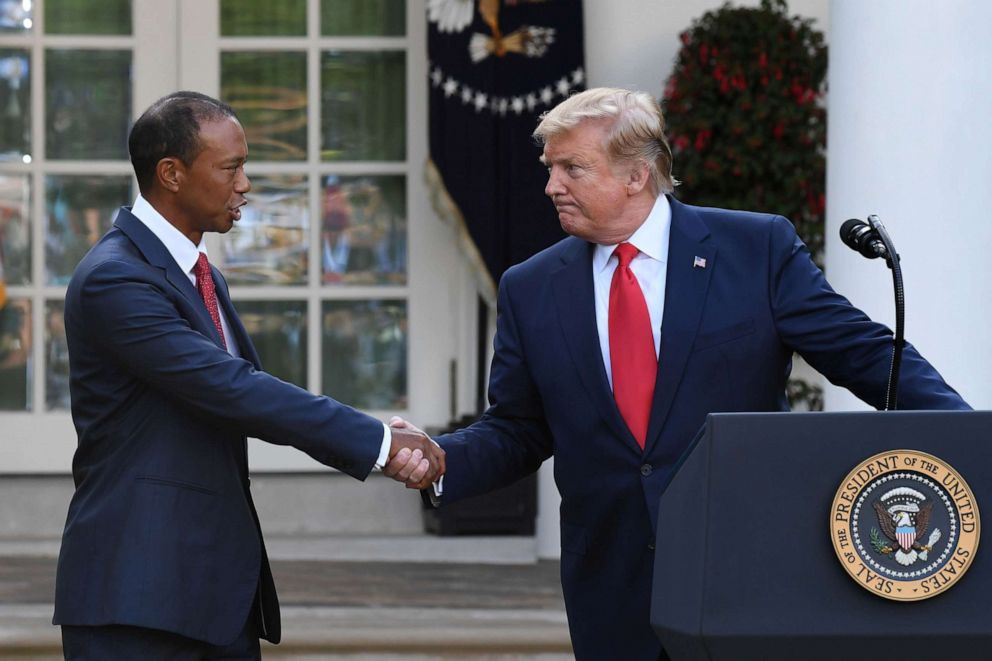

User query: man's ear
[156,157,183,194]
[625,162,650,196]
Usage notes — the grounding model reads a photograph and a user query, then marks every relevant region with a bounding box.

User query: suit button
[640,464,653,477]
[648,542,656,551]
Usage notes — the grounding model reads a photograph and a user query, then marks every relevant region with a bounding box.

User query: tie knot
[614,243,639,269]
[193,252,210,278]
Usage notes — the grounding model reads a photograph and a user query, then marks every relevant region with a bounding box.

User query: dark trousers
[61,609,260,661]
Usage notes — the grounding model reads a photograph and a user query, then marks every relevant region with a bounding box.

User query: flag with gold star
[427,0,585,297]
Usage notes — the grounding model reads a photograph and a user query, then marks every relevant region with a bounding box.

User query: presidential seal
[830,450,980,601]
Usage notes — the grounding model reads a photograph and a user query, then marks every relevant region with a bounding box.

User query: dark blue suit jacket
[53,207,385,646]
[435,197,968,660]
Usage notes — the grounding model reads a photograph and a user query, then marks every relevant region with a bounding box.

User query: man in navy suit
[53,92,443,659]
[396,88,968,660]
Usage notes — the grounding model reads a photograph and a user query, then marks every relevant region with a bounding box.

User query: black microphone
[840,218,889,259]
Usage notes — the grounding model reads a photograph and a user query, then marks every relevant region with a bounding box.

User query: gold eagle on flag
[428,0,555,62]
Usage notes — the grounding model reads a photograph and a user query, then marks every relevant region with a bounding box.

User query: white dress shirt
[130,195,393,467]
[592,194,671,390]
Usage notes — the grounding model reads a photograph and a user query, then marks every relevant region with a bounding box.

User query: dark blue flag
[427,0,585,292]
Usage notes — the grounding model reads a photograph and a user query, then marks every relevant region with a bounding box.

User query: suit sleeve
[434,270,554,503]
[77,259,383,478]
[767,216,969,410]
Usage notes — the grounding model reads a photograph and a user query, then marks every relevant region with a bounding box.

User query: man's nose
[237,170,251,194]
[545,169,564,197]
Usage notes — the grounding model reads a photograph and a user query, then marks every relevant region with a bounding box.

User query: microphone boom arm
[867,215,903,410]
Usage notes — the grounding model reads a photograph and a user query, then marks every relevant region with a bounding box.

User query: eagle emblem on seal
[871,487,942,566]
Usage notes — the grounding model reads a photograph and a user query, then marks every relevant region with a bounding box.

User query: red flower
[694,129,712,150]
[791,84,817,106]
[663,77,679,100]
[758,51,768,68]
[773,121,785,139]
[673,135,690,150]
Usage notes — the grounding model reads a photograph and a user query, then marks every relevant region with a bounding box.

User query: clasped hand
[383,417,444,490]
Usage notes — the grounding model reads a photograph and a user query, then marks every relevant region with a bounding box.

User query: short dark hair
[128,91,237,194]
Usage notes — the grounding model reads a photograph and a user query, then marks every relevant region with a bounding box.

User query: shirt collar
[592,194,672,273]
[131,194,208,276]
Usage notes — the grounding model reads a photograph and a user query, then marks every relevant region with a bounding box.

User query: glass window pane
[220,0,305,36]
[236,300,307,388]
[222,51,307,162]
[322,0,405,36]
[45,0,131,35]
[0,297,30,410]
[321,175,406,285]
[0,173,30,285]
[45,299,70,410]
[0,49,30,161]
[321,51,405,161]
[322,299,406,409]
[0,0,33,33]
[221,174,308,286]
[45,175,131,285]
[46,49,132,160]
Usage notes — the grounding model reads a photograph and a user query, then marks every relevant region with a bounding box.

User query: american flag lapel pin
[693,256,707,269]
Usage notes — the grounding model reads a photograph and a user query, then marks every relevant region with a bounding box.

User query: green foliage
[45,0,131,35]
[322,0,406,36]
[870,527,893,555]
[662,0,827,260]
[220,0,307,36]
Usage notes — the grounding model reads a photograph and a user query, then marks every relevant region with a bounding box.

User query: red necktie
[193,252,227,349]
[609,243,657,449]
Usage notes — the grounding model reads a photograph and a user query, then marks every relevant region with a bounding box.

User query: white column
[824,0,992,411]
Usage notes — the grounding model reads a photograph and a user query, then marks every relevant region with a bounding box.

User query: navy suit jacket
[53,207,385,646]
[435,197,968,660]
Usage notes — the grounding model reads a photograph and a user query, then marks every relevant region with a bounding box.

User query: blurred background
[0,0,988,614]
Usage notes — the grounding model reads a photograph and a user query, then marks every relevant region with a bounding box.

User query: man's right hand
[383,424,445,490]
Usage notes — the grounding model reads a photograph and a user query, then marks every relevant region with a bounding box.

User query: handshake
[382,417,444,490]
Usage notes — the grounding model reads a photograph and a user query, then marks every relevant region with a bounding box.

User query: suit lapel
[551,238,639,452]
[643,197,716,455]
[114,207,235,353]
[212,269,262,369]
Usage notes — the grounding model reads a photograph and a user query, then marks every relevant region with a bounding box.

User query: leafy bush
[662,0,827,260]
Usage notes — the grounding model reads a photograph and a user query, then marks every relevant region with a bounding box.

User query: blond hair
[533,87,677,195]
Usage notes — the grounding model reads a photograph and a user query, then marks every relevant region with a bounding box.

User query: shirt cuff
[372,421,391,471]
